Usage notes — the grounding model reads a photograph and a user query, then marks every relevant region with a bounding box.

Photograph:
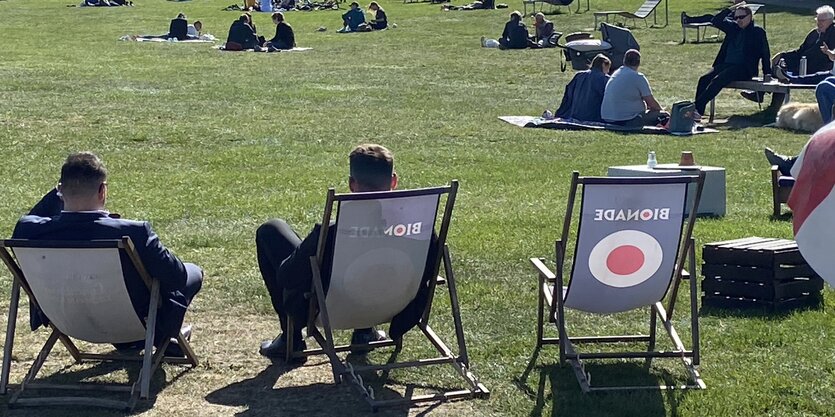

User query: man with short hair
[693,4,771,118]
[256,144,435,360]
[13,152,203,355]
[600,49,669,127]
[743,5,835,102]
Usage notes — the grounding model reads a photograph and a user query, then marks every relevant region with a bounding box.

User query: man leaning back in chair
[13,152,204,356]
[256,144,437,360]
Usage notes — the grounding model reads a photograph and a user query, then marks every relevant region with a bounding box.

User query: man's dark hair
[349,144,394,191]
[624,49,641,68]
[60,152,107,198]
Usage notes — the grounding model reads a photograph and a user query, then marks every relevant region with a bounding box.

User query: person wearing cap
[368,2,387,30]
[340,2,366,32]
[499,11,528,49]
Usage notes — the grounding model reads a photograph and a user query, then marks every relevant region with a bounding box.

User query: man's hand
[822,42,835,61]
[731,1,747,9]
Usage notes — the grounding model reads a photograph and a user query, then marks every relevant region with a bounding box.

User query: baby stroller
[558,22,639,73]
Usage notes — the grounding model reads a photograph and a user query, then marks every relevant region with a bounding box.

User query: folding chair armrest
[530,257,556,281]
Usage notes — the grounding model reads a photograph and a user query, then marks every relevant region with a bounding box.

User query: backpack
[668,101,696,134]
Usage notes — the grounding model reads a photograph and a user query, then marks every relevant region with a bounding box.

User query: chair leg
[1,280,21,395]
[140,280,161,399]
[10,328,61,404]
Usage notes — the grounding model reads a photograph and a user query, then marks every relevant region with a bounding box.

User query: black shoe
[350,327,387,354]
[259,333,307,362]
[765,147,795,176]
[740,90,765,103]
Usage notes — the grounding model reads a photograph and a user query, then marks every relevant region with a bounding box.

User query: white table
[607,164,726,217]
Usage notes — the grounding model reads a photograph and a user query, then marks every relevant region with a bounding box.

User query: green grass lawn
[1,0,833,416]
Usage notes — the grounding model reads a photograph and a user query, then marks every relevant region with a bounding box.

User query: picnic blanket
[121,34,217,43]
[216,45,312,52]
[499,116,718,136]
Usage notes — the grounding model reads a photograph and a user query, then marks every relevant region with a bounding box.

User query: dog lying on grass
[776,103,823,133]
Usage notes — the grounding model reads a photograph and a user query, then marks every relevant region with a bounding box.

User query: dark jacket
[556,68,609,122]
[227,20,258,49]
[279,223,438,340]
[270,21,295,50]
[711,8,771,78]
[783,25,835,74]
[501,20,529,49]
[168,18,189,41]
[13,191,190,339]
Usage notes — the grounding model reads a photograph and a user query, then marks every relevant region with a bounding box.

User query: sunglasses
[733,14,749,20]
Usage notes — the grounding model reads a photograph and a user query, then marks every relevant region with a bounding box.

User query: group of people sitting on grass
[136,14,203,41]
[554,3,835,127]
[481,11,555,49]
[339,1,387,32]
[225,12,295,51]
[556,49,668,127]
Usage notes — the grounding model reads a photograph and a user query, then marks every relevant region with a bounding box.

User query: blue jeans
[816,77,835,124]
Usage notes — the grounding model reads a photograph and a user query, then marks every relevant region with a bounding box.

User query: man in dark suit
[256,144,437,360]
[225,14,259,50]
[693,4,771,119]
[13,152,203,355]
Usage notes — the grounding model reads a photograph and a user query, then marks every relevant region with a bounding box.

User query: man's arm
[136,222,188,292]
[555,77,577,118]
[760,28,772,75]
[643,95,663,112]
[27,188,62,217]
[711,8,735,33]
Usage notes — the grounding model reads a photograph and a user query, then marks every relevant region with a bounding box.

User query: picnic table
[708,78,816,123]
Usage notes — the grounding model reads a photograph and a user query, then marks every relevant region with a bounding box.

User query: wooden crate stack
[702,237,824,310]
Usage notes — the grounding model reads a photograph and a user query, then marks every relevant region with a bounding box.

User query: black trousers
[694,64,751,114]
[256,219,303,335]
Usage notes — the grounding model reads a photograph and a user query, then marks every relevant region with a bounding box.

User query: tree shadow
[515,348,689,417]
[206,360,411,417]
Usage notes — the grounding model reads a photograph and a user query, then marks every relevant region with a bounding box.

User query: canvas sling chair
[594,0,667,29]
[284,181,489,411]
[530,172,706,392]
[0,237,198,410]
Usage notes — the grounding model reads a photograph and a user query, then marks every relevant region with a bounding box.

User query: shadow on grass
[515,348,688,417]
[699,294,824,319]
[206,360,411,417]
[769,212,792,221]
[0,357,187,416]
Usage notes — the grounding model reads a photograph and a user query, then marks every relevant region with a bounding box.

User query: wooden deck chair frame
[0,238,198,410]
[530,172,706,392]
[594,0,667,29]
[284,181,489,411]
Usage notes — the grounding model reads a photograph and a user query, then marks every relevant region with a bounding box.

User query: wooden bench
[682,4,765,44]
[708,78,816,123]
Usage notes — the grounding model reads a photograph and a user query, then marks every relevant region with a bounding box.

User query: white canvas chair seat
[319,195,436,330]
[13,247,146,343]
[529,172,706,392]
[0,238,198,410]
[289,182,489,411]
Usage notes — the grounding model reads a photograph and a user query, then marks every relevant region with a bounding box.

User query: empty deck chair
[0,238,198,410]
[530,172,706,392]
[285,181,489,410]
[594,0,667,28]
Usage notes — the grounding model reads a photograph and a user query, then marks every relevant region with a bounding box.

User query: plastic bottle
[542,109,553,119]
[647,151,657,169]
[800,56,808,76]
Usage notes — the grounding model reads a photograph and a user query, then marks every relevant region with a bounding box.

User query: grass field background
[0,0,833,416]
